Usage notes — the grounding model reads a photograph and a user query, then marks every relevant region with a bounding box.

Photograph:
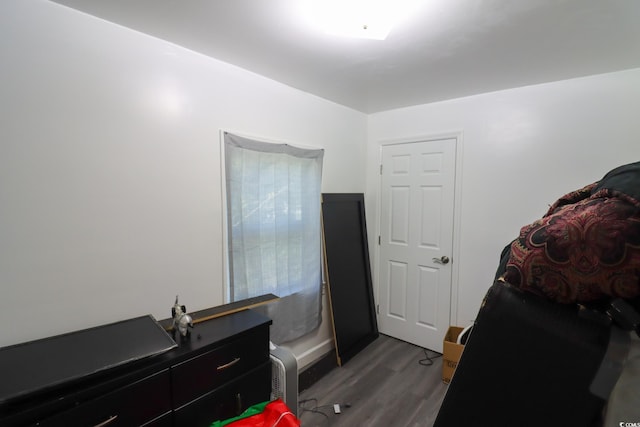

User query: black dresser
[0,309,272,427]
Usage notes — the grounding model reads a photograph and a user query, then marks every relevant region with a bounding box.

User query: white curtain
[224,132,324,343]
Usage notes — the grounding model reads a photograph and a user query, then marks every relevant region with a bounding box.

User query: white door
[378,138,456,352]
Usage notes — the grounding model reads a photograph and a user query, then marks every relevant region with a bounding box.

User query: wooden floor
[298,334,448,427]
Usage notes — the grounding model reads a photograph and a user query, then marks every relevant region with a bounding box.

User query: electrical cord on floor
[299,398,331,426]
[419,348,442,366]
[299,398,352,426]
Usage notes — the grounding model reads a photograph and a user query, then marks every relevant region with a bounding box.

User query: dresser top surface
[0,309,271,407]
[0,315,176,405]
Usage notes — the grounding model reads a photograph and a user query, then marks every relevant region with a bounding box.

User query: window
[224,132,324,343]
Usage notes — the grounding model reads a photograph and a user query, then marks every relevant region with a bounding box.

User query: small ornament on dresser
[171,295,193,338]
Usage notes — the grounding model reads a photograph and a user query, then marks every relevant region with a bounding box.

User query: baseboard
[292,337,334,371]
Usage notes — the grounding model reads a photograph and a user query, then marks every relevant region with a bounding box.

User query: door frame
[374,131,464,328]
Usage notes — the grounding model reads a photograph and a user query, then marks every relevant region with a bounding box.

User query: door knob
[432,256,450,265]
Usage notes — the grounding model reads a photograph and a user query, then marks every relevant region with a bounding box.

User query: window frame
[220,130,324,303]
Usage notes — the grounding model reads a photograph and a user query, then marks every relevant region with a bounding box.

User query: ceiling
[50,0,640,113]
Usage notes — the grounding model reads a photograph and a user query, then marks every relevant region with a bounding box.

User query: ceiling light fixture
[300,0,420,40]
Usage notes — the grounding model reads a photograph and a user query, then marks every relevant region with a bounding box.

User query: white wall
[0,0,366,368]
[3,1,639,368]
[367,68,640,328]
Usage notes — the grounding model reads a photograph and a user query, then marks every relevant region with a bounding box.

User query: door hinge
[378,235,381,245]
[376,305,380,314]
[379,164,383,175]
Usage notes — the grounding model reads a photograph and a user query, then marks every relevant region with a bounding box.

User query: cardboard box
[442,326,465,384]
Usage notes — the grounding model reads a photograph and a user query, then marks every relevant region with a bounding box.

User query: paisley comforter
[500,161,640,310]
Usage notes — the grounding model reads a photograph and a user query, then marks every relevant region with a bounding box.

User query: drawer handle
[217,357,240,370]
[94,415,118,427]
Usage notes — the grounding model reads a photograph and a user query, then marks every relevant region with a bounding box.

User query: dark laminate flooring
[298,334,448,427]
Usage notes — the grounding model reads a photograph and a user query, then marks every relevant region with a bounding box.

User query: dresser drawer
[173,361,272,427]
[171,325,269,407]
[140,411,172,427]
[34,369,172,427]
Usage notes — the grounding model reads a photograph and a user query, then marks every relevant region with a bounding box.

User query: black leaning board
[322,193,378,365]
[0,314,177,404]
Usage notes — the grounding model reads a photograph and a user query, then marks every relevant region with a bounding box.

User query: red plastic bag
[210,399,300,427]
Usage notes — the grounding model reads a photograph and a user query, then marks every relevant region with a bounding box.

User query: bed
[435,161,640,427]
